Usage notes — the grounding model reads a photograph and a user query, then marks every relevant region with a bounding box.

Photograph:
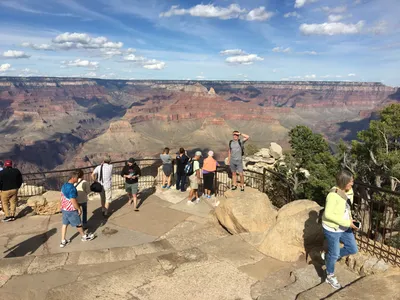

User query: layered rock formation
[0,77,398,172]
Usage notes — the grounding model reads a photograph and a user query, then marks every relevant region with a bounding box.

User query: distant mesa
[108,120,133,133]
[182,83,208,94]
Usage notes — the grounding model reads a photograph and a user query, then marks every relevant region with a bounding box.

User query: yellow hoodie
[322,187,354,230]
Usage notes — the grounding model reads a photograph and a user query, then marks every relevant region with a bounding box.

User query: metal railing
[19,159,162,197]
[352,182,400,267]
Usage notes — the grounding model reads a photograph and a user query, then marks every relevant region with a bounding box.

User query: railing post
[262,168,266,193]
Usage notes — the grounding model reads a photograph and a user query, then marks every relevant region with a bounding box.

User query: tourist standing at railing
[160,147,173,189]
[202,151,220,207]
[187,151,202,205]
[227,131,249,192]
[91,156,113,217]
[0,160,23,222]
[175,148,189,192]
[75,169,91,229]
[121,158,141,211]
[60,170,95,248]
[322,169,359,289]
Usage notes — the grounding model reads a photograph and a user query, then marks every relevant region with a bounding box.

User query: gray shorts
[125,183,139,195]
[230,160,243,173]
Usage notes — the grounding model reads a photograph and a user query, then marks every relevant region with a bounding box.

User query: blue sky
[0,0,399,86]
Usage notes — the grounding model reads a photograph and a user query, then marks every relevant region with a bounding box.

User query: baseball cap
[4,160,12,167]
[208,150,214,157]
[195,151,202,157]
[128,157,135,163]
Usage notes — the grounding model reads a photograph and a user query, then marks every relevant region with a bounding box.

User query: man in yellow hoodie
[322,169,359,289]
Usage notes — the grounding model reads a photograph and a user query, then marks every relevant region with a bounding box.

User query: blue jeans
[79,202,88,225]
[324,228,358,274]
[176,173,187,192]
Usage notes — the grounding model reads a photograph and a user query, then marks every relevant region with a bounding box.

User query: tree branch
[378,128,389,154]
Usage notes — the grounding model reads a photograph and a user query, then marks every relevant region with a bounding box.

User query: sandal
[231,186,237,190]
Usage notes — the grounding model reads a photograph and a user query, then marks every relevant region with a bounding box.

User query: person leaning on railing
[322,169,359,289]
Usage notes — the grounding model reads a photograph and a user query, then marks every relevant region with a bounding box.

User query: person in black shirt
[0,160,23,222]
[175,148,189,192]
[121,158,141,211]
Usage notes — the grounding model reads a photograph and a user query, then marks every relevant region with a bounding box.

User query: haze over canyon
[0,77,399,173]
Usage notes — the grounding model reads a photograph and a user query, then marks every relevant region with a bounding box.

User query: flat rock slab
[2,231,54,258]
[296,265,359,300]
[0,269,79,300]
[170,198,213,219]
[165,225,229,251]
[27,253,69,274]
[46,223,156,254]
[159,220,209,240]
[239,256,293,281]
[154,188,189,204]
[110,201,190,236]
[157,247,220,273]
[0,215,50,238]
[251,268,296,300]
[129,261,257,300]
[0,256,35,276]
[47,258,165,299]
[199,235,265,267]
[326,271,400,300]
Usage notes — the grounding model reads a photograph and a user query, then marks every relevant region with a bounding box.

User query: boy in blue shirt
[60,170,95,247]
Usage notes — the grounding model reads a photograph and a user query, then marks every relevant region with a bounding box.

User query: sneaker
[166,185,171,189]
[241,186,245,192]
[231,186,237,191]
[81,233,95,242]
[213,200,220,207]
[2,217,12,223]
[162,185,167,189]
[195,198,200,204]
[326,274,341,289]
[187,200,195,206]
[207,195,211,199]
[60,239,71,248]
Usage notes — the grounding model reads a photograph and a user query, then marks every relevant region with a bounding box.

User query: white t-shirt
[93,163,113,190]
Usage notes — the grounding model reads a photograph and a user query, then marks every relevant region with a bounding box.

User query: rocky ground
[0,187,399,300]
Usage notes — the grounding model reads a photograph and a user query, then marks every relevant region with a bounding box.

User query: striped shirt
[93,163,113,190]
[61,183,78,211]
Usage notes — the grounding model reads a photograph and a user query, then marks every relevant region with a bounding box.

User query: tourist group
[0,130,359,290]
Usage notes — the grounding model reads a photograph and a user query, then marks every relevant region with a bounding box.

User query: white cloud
[295,0,319,8]
[302,51,318,55]
[63,59,99,68]
[143,60,166,70]
[101,49,123,58]
[284,12,301,18]
[369,21,387,35]
[52,32,123,50]
[84,72,97,77]
[348,73,356,77]
[20,68,38,73]
[126,48,136,54]
[304,74,317,79]
[220,49,246,56]
[0,63,11,72]
[300,21,365,35]
[328,14,344,22]
[160,4,273,21]
[3,50,30,59]
[226,54,264,65]
[123,54,146,61]
[321,6,347,14]
[272,47,291,53]
[243,7,274,21]
[21,42,54,51]
[196,75,205,79]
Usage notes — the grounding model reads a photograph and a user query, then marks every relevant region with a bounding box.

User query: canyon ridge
[0,77,399,173]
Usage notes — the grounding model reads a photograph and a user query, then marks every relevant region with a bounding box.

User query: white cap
[208,150,214,157]
[195,151,202,157]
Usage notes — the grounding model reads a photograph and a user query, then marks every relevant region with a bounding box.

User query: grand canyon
[0,77,399,173]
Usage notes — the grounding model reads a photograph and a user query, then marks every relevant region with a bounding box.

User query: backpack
[184,160,195,176]
[229,140,244,156]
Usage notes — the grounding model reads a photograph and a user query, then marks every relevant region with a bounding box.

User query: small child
[60,170,95,248]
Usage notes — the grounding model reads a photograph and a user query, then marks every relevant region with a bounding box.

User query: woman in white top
[75,169,92,228]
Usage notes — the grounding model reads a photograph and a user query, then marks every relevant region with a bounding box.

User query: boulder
[255,148,271,158]
[18,183,45,197]
[258,200,324,262]
[269,143,283,159]
[27,191,61,215]
[215,188,277,234]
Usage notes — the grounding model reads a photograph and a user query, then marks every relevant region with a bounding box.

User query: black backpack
[229,140,244,156]
[184,159,195,176]
[90,164,104,193]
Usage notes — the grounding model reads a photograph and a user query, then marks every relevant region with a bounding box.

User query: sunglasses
[233,134,239,136]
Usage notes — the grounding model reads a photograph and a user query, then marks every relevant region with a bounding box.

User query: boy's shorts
[62,210,81,227]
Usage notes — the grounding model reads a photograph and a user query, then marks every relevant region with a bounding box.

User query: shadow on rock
[3,228,57,258]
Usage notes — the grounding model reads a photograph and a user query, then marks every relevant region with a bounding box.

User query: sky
[0,0,399,86]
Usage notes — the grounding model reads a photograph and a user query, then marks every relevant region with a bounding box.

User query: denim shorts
[62,210,81,227]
